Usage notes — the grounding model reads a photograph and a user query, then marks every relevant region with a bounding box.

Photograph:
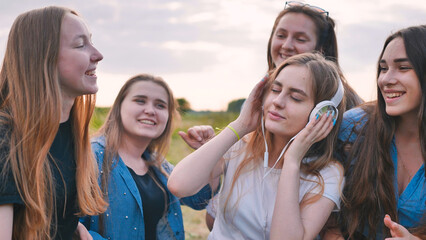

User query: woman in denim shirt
[335,25,426,240]
[80,74,214,240]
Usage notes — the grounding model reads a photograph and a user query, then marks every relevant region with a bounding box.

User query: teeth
[386,92,402,98]
[85,70,96,76]
[140,120,155,125]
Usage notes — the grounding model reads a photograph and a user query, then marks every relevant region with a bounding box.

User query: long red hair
[0,6,106,239]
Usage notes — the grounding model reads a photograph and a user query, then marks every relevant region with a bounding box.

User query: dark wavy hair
[341,25,426,239]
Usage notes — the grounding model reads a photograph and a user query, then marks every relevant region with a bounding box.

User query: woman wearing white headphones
[168,52,345,239]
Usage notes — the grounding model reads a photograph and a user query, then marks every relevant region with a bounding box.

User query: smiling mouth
[85,70,96,76]
[139,120,156,125]
[385,92,403,98]
[279,53,293,59]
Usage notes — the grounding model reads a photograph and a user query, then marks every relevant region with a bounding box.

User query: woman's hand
[384,214,421,240]
[230,75,268,137]
[74,222,93,240]
[284,112,334,164]
[179,125,215,150]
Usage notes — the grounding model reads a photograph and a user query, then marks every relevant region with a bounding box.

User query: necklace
[397,152,414,182]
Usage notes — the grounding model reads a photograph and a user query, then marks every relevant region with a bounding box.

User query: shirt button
[134,227,137,230]
[174,213,177,216]
[125,216,128,219]
[106,213,109,217]
[124,192,127,195]
[91,220,94,223]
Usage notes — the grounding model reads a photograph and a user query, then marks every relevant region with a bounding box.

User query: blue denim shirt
[338,108,426,239]
[80,136,213,240]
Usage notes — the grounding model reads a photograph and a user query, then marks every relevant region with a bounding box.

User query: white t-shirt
[208,139,344,240]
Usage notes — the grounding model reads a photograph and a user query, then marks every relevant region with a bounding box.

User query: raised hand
[230,75,268,137]
[284,112,334,164]
[384,214,420,240]
[74,222,93,240]
[179,125,215,150]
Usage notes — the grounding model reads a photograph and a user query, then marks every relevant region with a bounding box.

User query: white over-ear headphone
[308,78,344,123]
[261,77,344,176]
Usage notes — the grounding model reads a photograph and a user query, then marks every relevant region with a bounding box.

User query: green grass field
[90,108,239,239]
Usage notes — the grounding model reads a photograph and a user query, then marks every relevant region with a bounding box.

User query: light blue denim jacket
[80,136,213,240]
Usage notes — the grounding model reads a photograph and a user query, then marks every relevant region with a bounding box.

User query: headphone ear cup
[309,101,338,122]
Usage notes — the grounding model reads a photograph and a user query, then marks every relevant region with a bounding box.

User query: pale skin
[384,215,421,240]
[0,204,13,239]
[168,70,337,238]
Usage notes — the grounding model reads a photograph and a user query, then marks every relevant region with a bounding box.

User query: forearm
[270,161,305,240]
[168,125,239,197]
[0,204,13,239]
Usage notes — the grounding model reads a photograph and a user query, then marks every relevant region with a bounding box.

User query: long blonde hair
[224,53,345,214]
[0,6,106,239]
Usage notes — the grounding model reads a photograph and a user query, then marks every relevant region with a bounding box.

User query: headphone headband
[330,77,344,107]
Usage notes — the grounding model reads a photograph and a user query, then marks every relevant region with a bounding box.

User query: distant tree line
[176,97,246,113]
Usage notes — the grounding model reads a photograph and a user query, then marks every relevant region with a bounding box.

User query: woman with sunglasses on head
[267,1,363,109]
[0,6,107,240]
[334,25,426,240]
[202,1,363,231]
[79,74,214,240]
[169,53,346,239]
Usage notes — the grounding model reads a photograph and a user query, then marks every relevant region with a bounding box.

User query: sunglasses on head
[285,1,329,17]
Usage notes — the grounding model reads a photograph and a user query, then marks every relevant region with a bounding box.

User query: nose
[91,45,104,62]
[143,103,155,115]
[281,37,294,51]
[378,68,397,87]
[272,93,286,109]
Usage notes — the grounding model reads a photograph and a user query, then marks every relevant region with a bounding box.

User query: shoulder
[319,162,344,181]
[159,158,174,175]
[338,107,369,143]
[90,136,106,152]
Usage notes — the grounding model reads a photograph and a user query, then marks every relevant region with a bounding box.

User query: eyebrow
[272,81,308,96]
[380,58,410,64]
[133,95,168,105]
[275,28,310,36]
[73,34,92,41]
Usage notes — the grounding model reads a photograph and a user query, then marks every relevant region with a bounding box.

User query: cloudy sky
[0,0,425,111]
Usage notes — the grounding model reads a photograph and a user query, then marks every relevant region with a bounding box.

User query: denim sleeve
[335,107,368,166]
[179,184,213,210]
[161,160,214,210]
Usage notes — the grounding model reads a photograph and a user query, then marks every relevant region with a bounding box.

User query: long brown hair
[223,53,346,215]
[341,25,426,239]
[96,73,179,234]
[0,6,107,239]
[266,5,363,110]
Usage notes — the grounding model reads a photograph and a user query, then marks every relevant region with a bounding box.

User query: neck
[268,134,291,168]
[60,95,75,123]
[118,134,150,161]
[395,115,420,141]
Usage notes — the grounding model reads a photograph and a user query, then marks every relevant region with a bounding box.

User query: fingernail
[327,111,330,117]
[333,119,336,126]
[315,114,319,120]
